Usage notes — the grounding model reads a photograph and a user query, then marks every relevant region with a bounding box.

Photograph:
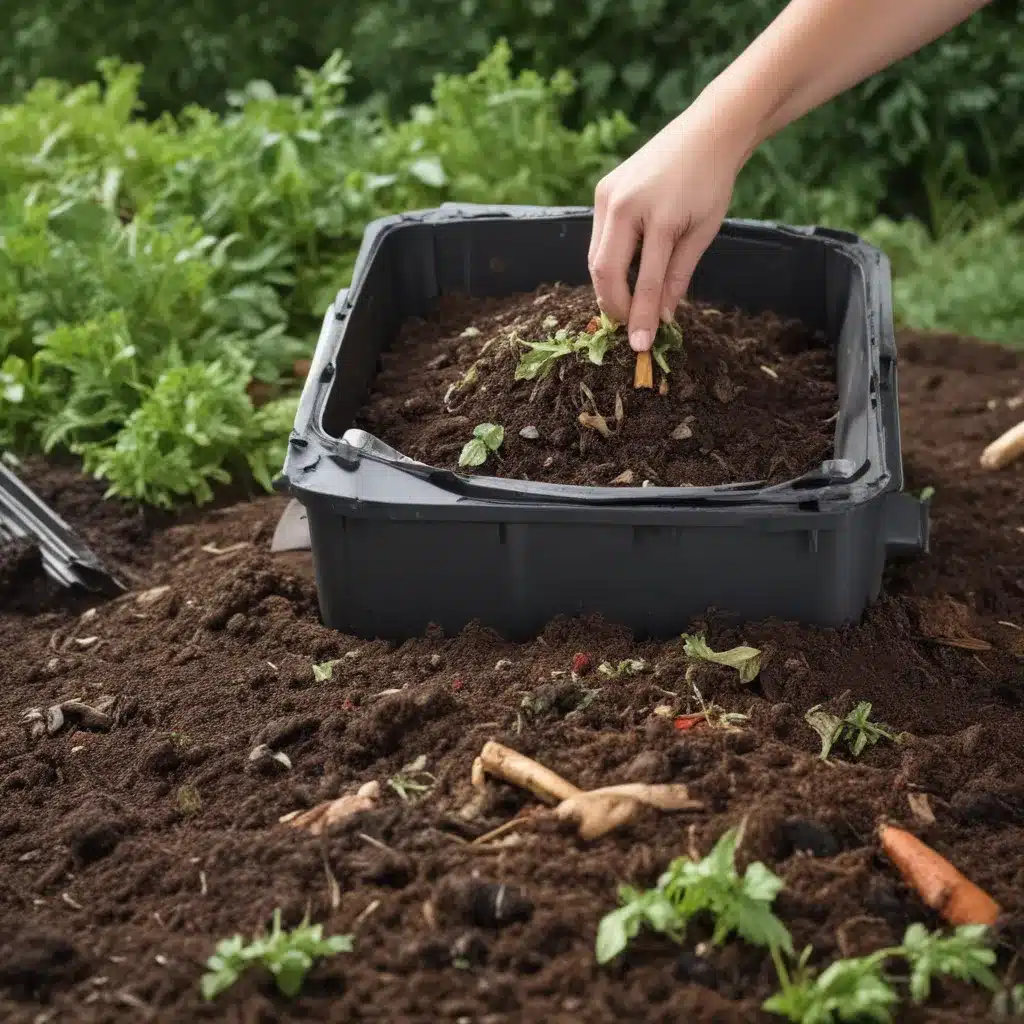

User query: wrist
[684,74,771,171]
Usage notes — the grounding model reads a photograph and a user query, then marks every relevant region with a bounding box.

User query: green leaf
[458,437,489,468]
[682,633,762,683]
[312,660,340,682]
[515,337,574,380]
[901,924,999,1005]
[805,706,844,760]
[47,200,117,243]
[473,422,504,451]
[408,156,447,187]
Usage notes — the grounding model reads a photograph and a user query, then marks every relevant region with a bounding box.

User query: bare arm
[589,0,993,352]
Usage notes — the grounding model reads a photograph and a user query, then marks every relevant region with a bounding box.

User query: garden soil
[0,330,1022,1024]
[358,285,837,488]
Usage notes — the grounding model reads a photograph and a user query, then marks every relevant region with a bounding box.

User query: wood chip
[760,365,780,380]
[578,411,611,439]
[288,792,377,836]
[907,792,936,824]
[136,586,170,607]
[671,422,693,441]
[614,392,624,427]
[201,542,250,557]
[610,469,634,485]
[634,351,653,389]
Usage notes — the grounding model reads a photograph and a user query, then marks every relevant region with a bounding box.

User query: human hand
[588,100,752,352]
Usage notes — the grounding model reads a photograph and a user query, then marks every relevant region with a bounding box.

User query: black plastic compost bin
[280,203,929,641]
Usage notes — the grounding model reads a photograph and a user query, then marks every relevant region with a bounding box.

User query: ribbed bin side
[307,499,889,641]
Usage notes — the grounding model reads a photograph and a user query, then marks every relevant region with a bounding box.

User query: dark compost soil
[357,284,838,488]
[0,330,1022,1023]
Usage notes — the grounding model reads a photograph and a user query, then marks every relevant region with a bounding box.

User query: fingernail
[630,329,652,352]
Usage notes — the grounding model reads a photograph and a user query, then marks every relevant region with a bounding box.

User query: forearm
[695,0,992,158]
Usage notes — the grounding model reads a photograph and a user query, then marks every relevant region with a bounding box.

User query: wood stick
[980,419,1024,470]
[479,740,580,804]
[634,350,654,389]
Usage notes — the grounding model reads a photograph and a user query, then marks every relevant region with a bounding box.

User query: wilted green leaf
[682,634,762,684]
[804,706,844,760]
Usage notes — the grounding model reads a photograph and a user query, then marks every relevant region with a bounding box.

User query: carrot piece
[878,823,1001,926]
[634,351,653,389]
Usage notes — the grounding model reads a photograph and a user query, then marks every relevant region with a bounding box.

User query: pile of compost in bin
[0,331,1021,1023]
[357,284,838,488]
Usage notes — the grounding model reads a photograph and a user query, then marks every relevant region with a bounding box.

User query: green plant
[458,422,504,469]
[804,701,900,760]
[201,909,353,1001]
[900,923,999,1004]
[765,945,898,1024]
[596,825,791,964]
[0,44,626,506]
[682,633,762,684]
[387,755,436,801]
[764,924,999,1024]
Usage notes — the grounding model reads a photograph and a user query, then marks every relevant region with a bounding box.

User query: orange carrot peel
[878,823,1001,926]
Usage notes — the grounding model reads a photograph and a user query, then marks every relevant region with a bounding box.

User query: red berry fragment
[674,713,706,731]
[452,679,465,692]
[571,652,593,676]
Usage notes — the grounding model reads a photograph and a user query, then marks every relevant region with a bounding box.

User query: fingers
[588,198,638,326]
[588,176,610,273]
[627,224,676,352]
[658,222,717,323]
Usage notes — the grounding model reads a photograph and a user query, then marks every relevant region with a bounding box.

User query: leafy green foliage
[764,924,1000,1023]
[900,923,999,1004]
[595,826,791,964]
[201,909,353,1001]
[458,422,504,469]
[4,0,1021,236]
[682,633,762,684]
[804,701,900,761]
[765,946,898,1024]
[0,46,625,505]
[514,312,619,381]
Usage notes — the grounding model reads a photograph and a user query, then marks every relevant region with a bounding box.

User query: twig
[470,814,539,846]
[358,832,395,855]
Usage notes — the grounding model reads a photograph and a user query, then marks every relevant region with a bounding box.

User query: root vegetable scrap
[878,824,1001,926]
[357,283,836,489]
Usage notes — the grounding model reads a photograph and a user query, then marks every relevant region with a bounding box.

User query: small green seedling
[805,700,900,760]
[764,923,999,1023]
[764,945,898,1024]
[900,923,999,1004]
[597,658,647,679]
[596,825,791,964]
[458,423,504,469]
[387,754,436,802]
[201,909,353,1001]
[682,633,763,684]
[918,485,935,502]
